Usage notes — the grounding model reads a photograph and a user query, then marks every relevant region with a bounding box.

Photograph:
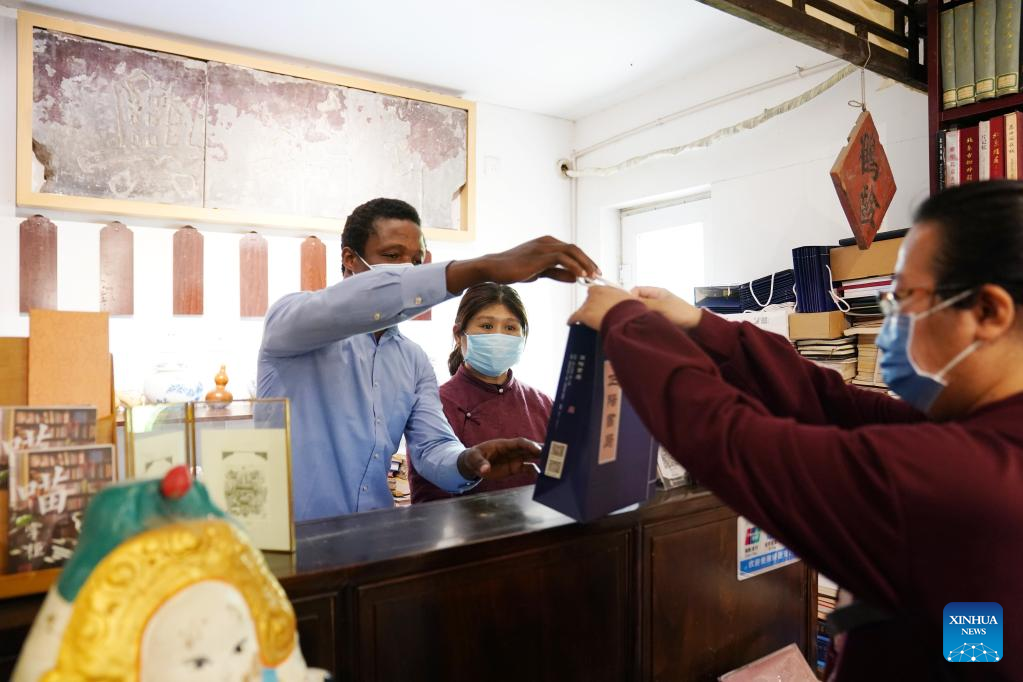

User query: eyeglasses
[875,286,969,316]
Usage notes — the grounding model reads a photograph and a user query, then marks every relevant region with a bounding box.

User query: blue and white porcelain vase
[143,363,205,404]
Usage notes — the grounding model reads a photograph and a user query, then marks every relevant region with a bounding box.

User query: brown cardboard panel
[301,236,327,292]
[240,232,269,317]
[27,310,111,419]
[19,215,58,313]
[0,338,29,406]
[99,221,134,315]
[173,226,204,315]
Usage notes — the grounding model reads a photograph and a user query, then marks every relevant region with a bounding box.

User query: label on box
[598,361,622,465]
[544,441,567,479]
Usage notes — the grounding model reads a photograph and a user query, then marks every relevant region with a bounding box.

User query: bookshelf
[927,0,1023,192]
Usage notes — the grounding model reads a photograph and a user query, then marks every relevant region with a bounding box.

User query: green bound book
[956,2,977,105]
[942,9,958,108]
[996,0,1022,96]
[976,0,997,100]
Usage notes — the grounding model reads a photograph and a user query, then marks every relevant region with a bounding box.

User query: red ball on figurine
[160,465,191,500]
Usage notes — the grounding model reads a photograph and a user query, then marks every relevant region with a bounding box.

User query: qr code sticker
[545,441,568,479]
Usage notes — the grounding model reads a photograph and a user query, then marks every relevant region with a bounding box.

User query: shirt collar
[455,364,516,394]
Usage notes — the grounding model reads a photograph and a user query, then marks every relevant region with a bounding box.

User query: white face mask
[358,254,415,274]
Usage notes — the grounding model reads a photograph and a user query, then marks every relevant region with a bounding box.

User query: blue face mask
[876,289,980,413]
[464,333,525,377]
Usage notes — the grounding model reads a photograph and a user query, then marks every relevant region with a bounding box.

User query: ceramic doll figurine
[13,466,330,682]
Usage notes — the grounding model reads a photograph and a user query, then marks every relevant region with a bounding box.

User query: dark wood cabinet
[643,508,809,682]
[293,594,336,673]
[1,488,814,681]
[351,531,632,682]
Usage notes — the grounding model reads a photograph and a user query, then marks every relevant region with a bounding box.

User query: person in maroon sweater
[570,182,1023,682]
[410,283,553,503]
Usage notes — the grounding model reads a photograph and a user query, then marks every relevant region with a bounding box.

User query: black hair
[914,180,1023,307]
[341,198,421,264]
[448,283,528,376]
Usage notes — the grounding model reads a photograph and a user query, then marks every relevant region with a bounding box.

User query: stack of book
[833,275,889,316]
[795,338,857,381]
[846,321,889,391]
[939,0,1021,111]
[694,285,742,314]
[818,576,839,621]
[940,111,1023,187]
[817,576,839,675]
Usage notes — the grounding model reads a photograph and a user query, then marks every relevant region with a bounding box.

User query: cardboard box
[829,237,904,282]
[28,310,111,419]
[788,311,848,340]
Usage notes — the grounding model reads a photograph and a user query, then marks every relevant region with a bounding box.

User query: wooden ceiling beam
[693,0,927,92]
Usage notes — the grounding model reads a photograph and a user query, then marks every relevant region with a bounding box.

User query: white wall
[572,34,930,288]
[0,9,574,400]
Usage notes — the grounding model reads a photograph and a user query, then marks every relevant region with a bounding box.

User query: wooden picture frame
[16,11,477,243]
[191,399,295,553]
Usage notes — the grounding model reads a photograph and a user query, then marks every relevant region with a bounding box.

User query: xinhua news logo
[943,602,1003,663]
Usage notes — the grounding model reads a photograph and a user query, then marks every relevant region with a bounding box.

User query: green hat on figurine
[13,466,329,682]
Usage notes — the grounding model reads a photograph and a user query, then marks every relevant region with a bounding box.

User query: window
[620,195,709,303]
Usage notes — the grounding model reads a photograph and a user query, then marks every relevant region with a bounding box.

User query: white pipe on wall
[572,58,845,161]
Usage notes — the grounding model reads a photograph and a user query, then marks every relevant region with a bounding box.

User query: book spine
[942,9,959,108]
[938,131,947,190]
[956,3,978,105]
[996,0,1022,96]
[1007,112,1019,179]
[991,115,1006,178]
[947,128,962,186]
[962,126,979,182]
[976,0,998,99]
[980,119,991,180]
[1017,113,1023,180]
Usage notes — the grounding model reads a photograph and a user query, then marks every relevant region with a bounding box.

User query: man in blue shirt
[258,198,597,521]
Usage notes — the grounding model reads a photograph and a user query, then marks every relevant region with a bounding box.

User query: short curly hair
[341,198,421,260]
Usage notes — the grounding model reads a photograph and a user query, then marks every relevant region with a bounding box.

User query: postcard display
[192,400,295,553]
[126,399,295,553]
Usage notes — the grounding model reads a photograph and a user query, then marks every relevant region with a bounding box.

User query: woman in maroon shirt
[570,182,1023,682]
[410,283,553,503]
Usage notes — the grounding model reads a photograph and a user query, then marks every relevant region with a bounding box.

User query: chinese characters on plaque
[830,111,897,250]
[598,362,621,465]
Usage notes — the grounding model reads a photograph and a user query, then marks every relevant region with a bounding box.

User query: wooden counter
[1,486,815,681]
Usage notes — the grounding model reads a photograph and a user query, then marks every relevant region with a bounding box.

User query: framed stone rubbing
[16,12,476,241]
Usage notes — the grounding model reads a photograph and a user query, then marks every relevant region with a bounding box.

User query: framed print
[192,399,294,552]
[17,11,476,242]
[125,404,190,480]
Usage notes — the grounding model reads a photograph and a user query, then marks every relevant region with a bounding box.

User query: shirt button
[466,412,471,418]
[499,389,504,394]
[375,418,381,424]
[414,296,422,305]
[362,485,368,492]
[374,381,380,388]
[373,453,380,459]
[373,312,381,321]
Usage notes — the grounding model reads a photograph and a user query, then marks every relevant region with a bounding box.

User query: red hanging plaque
[830,111,897,250]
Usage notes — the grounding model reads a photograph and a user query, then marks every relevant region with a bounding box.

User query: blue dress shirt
[257,262,476,521]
